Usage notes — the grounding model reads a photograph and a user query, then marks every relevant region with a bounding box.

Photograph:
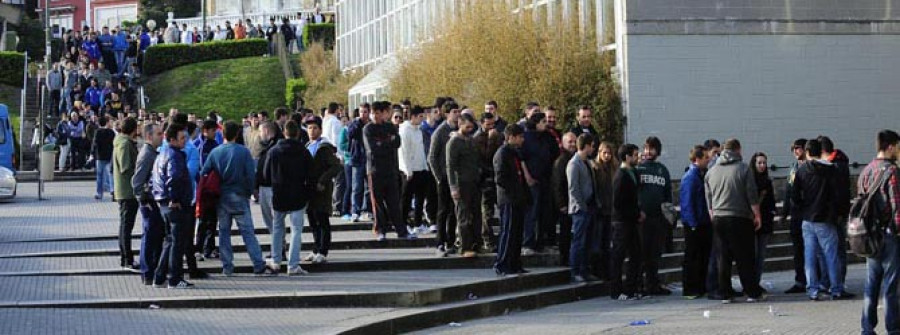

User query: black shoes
[830,292,856,300]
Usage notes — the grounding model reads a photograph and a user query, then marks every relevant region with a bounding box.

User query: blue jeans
[351,164,370,215]
[217,193,265,274]
[258,186,274,233]
[802,221,843,297]
[95,160,112,197]
[523,184,542,249]
[273,207,306,268]
[341,164,352,215]
[114,50,126,76]
[139,203,165,281]
[862,234,900,335]
[569,210,594,277]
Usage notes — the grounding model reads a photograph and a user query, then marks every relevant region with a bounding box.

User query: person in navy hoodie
[680,145,712,299]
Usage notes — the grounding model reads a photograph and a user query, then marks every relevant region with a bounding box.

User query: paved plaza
[0,181,884,334]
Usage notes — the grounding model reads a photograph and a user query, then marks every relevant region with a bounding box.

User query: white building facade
[336,0,611,109]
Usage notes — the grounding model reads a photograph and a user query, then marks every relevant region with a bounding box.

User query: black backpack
[847,165,893,258]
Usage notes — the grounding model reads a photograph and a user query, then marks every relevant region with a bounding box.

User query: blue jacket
[679,164,710,228]
[81,40,101,60]
[98,34,114,50]
[193,136,219,166]
[139,33,151,52]
[113,32,128,51]
[85,87,103,107]
[201,143,256,197]
[151,146,192,207]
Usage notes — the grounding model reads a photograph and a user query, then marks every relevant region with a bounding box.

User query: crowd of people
[36,13,337,195]
[91,96,898,333]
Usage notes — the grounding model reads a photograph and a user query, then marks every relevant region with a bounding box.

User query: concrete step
[0,267,571,309]
[338,254,866,335]
[0,250,560,277]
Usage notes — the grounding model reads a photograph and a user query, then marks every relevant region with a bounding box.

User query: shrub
[143,39,268,76]
[286,77,308,107]
[298,42,364,110]
[303,23,335,50]
[0,52,26,88]
[389,2,624,143]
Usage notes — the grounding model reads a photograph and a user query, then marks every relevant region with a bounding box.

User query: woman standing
[750,152,776,288]
[591,141,618,280]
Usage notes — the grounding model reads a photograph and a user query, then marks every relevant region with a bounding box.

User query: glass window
[0,120,7,144]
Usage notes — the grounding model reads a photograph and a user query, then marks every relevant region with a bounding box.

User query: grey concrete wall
[625,0,900,35]
[624,34,900,177]
[627,0,900,22]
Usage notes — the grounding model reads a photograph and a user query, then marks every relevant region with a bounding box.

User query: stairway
[17,78,45,172]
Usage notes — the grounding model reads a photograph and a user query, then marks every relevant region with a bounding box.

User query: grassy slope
[144,56,285,121]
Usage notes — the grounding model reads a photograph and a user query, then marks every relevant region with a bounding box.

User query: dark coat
[308,141,343,213]
[791,159,839,224]
[494,144,531,206]
[262,138,314,212]
[613,167,641,223]
[552,150,575,212]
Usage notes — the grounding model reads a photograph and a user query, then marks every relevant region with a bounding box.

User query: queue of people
[99,97,900,334]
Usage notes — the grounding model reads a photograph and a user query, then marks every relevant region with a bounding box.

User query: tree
[138,0,201,28]
[389,2,624,143]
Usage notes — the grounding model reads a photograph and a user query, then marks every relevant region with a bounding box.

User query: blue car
[0,104,17,199]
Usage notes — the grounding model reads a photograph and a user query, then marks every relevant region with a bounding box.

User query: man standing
[473,112,504,251]
[365,101,412,240]
[93,116,115,200]
[493,124,529,275]
[133,123,163,285]
[552,132,578,265]
[202,122,269,276]
[447,113,482,257]
[194,120,220,260]
[783,138,809,294]
[263,120,314,275]
[484,101,507,134]
[569,106,599,140]
[636,136,674,296]
[680,145,712,299]
[256,121,280,258]
[567,134,598,282]
[399,106,430,234]
[818,135,851,283]
[304,116,342,264]
[610,144,645,300]
[347,103,372,222]
[860,130,900,335]
[112,117,139,271]
[421,99,445,232]
[323,102,345,214]
[705,138,765,303]
[791,139,851,301]
[47,64,63,117]
[429,101,461,256]
[152,124,194,288]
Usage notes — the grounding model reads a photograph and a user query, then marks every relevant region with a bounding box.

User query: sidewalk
[417,263,871,335]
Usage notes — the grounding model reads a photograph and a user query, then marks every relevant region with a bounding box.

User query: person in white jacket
[321,103,345,214]
[399,106,430,234]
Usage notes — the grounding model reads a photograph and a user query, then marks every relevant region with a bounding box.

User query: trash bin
[40,144,56,181]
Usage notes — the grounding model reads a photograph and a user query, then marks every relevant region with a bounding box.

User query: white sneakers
[313,254,327,264]
[288,266,309,276]
[303,253,317,262]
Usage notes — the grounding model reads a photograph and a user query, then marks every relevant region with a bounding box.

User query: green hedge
[285,77,307,106]
[0,52,25,88]
[143,39,268,76]
[303,23,335,50]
